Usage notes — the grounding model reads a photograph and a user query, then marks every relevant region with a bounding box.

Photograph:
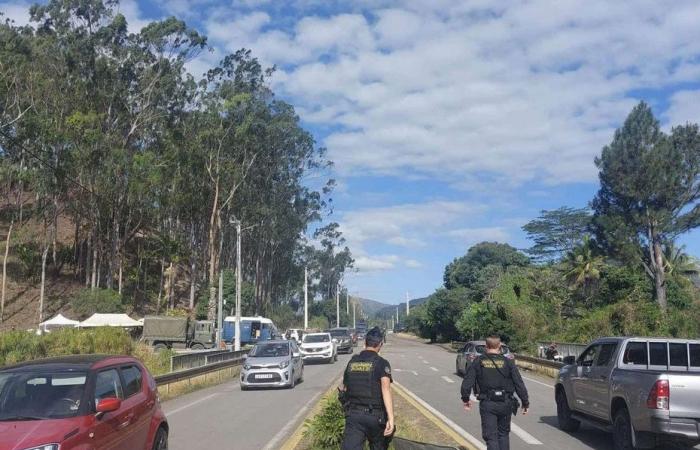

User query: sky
[3,0,700,304]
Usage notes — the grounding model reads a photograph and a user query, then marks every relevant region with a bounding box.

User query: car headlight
[243,364,251,370]
[279,360,290,369]
[23,445,59,450]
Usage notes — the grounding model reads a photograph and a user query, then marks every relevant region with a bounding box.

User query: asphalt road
[384,334,698,450]
[162,350,353,450]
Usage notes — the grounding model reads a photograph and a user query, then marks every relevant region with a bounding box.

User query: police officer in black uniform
[339,326,395,450]
[460,335,529,450]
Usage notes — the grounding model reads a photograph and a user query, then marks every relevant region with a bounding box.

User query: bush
[72,288,124,319]
[303,395,345,448]
[15,242,42,280]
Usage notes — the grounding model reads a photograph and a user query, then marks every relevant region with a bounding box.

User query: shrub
[15,242,42,280]
[303,395,345,448]
[72,288,124,319]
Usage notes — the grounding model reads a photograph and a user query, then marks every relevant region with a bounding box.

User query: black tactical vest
[344,351,384,409]
[475,353,515,396]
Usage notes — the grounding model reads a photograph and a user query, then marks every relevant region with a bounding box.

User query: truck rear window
[623,342,647,365]
[690,344,700,367]
[669,343,688,367]
[649,342,668,366]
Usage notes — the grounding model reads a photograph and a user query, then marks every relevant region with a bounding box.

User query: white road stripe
[411,370,418,376]
[511,422,543,445]
[394,381,486,450]
[166,393,218,416]
[422,360,429,364]
[522,376,554,389]
[441,376,455,383]
[430,366,439,372]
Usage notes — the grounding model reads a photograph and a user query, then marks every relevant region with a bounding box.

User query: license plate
[255,374,273,379]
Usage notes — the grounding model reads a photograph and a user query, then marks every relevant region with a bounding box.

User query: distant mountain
[353,297,392,317]
[374,296,430,319]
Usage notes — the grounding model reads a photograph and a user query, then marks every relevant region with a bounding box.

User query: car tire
[190,343,204,350]
[556,389,581,432]
[240,384,248,391]
[334,353,338,362]
[152,426,168,450]
[288,370,295,389]
[456,360,462,376]
[299,368,304,383]
[154,343,168,352]
[613,407,635,450]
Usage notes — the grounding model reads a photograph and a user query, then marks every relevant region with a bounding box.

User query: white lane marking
[394,381,486,450]
[511,422,543,445]
[522,376,554,389]
[262,376,341,450]
[166,393,218,416]
[430,366,439,372]
[411,370,418,376]
[422,360,429,364]
[441,376,455,384]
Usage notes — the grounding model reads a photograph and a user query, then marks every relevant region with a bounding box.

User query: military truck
[142,316,216,350]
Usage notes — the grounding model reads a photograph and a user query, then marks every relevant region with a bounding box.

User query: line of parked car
[239,327,357,391]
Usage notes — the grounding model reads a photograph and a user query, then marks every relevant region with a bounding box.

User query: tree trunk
[167,261,175,310]
[207,185,220,321]
[91,239,97,290]
[85,237,91,287]
[157,259,165,314]
[189,259,196,310]
[39,244,49,323]
[1,221,13,323]
[653,240,667,311]
[118,256,123,295]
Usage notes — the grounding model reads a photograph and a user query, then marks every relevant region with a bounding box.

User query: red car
[0,354,168,450]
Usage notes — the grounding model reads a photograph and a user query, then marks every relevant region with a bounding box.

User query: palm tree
[662,242,697,276]
[564,236,605,291]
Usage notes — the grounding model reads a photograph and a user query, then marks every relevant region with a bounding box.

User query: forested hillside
[0,1,353,329]
[406,103,700,351]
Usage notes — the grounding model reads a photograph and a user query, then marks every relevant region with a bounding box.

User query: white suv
[299,332,337,364]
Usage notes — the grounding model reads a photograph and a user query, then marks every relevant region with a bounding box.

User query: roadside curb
[392,382,482,450]
[278,375,344,450]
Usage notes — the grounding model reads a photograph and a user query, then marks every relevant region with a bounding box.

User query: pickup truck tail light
[646,380,669,410]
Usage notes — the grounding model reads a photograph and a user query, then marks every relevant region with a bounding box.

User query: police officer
[339,326,395,450]
[460,335,529,450]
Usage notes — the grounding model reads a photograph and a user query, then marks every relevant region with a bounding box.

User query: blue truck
[222,316,279,345]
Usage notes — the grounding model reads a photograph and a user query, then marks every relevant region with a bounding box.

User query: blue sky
[3,0,700,303]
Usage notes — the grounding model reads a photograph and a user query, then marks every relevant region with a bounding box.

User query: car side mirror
[563,356,576,366]
[332,338,338,343]
[96,398,121,415]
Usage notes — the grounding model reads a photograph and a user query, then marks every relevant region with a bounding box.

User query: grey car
[327,328,354,354]
[240,340,303,390]
[455,340,513,376]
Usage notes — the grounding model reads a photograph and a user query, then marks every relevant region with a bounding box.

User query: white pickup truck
[555,337,700,450]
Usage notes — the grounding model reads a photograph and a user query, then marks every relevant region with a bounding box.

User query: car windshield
[250,343,289,357]
[328,330,349,338]
[0,371,88,420]
[303,334,330,343]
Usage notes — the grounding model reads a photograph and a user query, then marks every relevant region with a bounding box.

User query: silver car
[240,340,303,390]
[455,340,513,376]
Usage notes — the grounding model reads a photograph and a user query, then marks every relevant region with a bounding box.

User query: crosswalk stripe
[511,423,543,445]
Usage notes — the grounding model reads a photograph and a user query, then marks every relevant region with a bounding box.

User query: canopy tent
[39,313,79,332]
[78,313,142,328]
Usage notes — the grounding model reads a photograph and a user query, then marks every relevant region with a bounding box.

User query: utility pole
[396,306,399,324]
[217,270,223,348]
[234,220,242,352]
[304,267,308,330]
[336,282,340,328]
[346,290,349,315]
[406,292,410,316]
[352,301,356,328]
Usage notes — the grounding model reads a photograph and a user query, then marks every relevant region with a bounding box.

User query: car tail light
[646,380,669,410]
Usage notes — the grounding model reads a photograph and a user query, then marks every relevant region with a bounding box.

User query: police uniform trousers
[479,400,512,450]
[341,410,389,450]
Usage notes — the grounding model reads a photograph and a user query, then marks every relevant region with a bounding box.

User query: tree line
[404,102,700,350]
[0,0,353,325]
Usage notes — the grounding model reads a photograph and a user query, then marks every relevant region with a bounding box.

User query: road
[384,334,698,450]
[163,351,352,450]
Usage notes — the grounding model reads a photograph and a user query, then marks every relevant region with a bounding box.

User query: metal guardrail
[516,354,565,369]
[170,349,248,372]
[155,354,247,386]
[537,341,588,360]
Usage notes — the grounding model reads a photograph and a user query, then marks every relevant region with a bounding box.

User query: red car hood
[0,416,85,450]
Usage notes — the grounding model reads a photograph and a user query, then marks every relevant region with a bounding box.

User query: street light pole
[336,282,340,328]
[304,266,308,330]
[352,301,356,329]
[216,270,223,348]
[396,306,399,324]
[406,292,410,316]
[234,220,242,352]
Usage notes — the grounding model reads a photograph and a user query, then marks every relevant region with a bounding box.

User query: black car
[326,328,354,354]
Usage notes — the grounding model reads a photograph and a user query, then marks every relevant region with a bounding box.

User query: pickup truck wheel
[556,389,580,432]
[613,408,634,450]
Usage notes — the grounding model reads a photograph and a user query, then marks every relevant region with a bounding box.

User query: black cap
[365,326,384,347]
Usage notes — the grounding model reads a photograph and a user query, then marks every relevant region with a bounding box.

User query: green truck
[142,316,216,350]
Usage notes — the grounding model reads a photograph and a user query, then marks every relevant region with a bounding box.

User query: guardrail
[156,351,248,388]
[515,354,564,369]
[170,349,247,372]
[537,341,588,360]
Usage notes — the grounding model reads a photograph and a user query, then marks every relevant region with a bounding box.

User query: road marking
[166,393,218,416]
[511,423,543,445]
[422,360,429,364]
[441,376,455,383]
[394,381,485,450]
[430,366,439,372]
[522,376,554,389]
[264,376,341,450]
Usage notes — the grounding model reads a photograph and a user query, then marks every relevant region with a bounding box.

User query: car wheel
[154,343,168,352]
[334,353,338,362]
[455,360,461,376]
[152,426,168,450]
[288,371,295,389]
[613,407,634,450]
[556,389,580,432]
[299,368,304,383]
[190,343,204,350]
[240,384,248,391]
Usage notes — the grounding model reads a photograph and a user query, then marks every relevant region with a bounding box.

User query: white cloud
[405,259,423,269]
[353,255,399,272]
[0,1,32,25]
[446,227,510,246]
[117,0,152,33]
[665,90,700,127]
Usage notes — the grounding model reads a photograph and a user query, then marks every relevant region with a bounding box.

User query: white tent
[39,313,79,332]
[79,313,143,328]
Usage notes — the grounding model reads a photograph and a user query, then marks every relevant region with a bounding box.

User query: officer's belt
[346,404,385,415]
[477,390,514,401]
